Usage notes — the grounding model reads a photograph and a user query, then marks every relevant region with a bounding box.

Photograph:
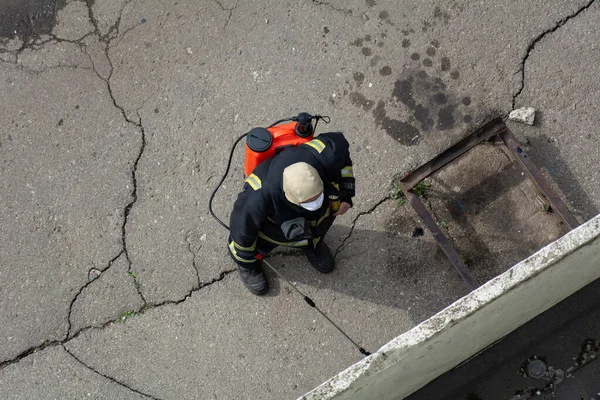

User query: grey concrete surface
[0,63,141,361]
[511,0,600,222]
[0,345,151,400]
[1,0,599,398]
[65,274,361,400]
[69,253,145,335]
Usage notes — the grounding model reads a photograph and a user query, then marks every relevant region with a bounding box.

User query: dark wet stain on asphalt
[369,55,381,67]
[343,3,474,146]
[350,92,375,111]
[373,100,421,146]
[437,105,456,131]
[351,38,364,47]
[353,72,365,86]
[432,93,448,105]
[0,0,67,42]
[379,66,392,76]
[358,67,472,145]
[441,57,451,72]
[392,78,416,110]
[415,104,433,131]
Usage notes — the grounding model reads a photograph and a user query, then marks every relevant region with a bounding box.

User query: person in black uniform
[228,132,355,295]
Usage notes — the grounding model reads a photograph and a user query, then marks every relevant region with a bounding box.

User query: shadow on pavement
[527,132,599,222]
[257,156,572,327]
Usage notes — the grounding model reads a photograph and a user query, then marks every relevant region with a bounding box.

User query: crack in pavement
[150,269,237,309]
[65,250,126,338]
[103,0,137,43]
[213,0,239,30]
[76,0,150,307]
[0,0,140,74]
[107,0,142,49]
[0,32,96,71]
[120,111,148,305]
[1,62,94,75]
[0,268,237,370]
[334,196,392,258]
[511,0,597,109]
[1,0,150,368]
[0,341,63,370]
[311,0,353,16]
[62,344,161,400]
[185,232,202,288]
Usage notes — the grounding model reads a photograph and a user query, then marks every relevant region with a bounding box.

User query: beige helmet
[283,162,324,205]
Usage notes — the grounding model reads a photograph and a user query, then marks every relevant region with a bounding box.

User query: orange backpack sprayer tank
[244,112,316,177]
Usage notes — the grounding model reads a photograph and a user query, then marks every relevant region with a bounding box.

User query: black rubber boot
[237,262,269,295]
[304,241,335,273]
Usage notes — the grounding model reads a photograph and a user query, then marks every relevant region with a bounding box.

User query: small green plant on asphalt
[413,180,432,198]
[128,271,141,291]
[392,183,407,206]
[118,310,135,322]
[392,180,432,206]
[440,220,448,229]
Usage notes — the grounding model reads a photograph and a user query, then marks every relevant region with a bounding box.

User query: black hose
[208,132,248,231]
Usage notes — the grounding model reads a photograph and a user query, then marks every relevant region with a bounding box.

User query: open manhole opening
[397,118,579,289]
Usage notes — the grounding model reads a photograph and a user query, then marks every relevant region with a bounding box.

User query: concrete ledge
[300,214,600,400]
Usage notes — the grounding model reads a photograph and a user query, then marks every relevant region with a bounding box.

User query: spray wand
[257,253,371,356]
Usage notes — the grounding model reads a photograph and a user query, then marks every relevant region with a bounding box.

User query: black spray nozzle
[294,112,314,138]
[295,112,312,125]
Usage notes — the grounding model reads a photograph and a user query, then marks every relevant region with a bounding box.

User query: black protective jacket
[228,132,355,264]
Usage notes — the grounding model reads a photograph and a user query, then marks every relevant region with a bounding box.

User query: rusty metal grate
[399,118,580,290]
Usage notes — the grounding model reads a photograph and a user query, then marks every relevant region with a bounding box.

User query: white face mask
[300,192,324,211]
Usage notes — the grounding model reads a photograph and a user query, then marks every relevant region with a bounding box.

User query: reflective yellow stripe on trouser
[341,166,353,178]
[257,232,308,247]
[229,241,255,263]
[233,239,257,252]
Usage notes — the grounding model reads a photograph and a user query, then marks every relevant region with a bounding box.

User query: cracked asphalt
[1,0,599,399]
